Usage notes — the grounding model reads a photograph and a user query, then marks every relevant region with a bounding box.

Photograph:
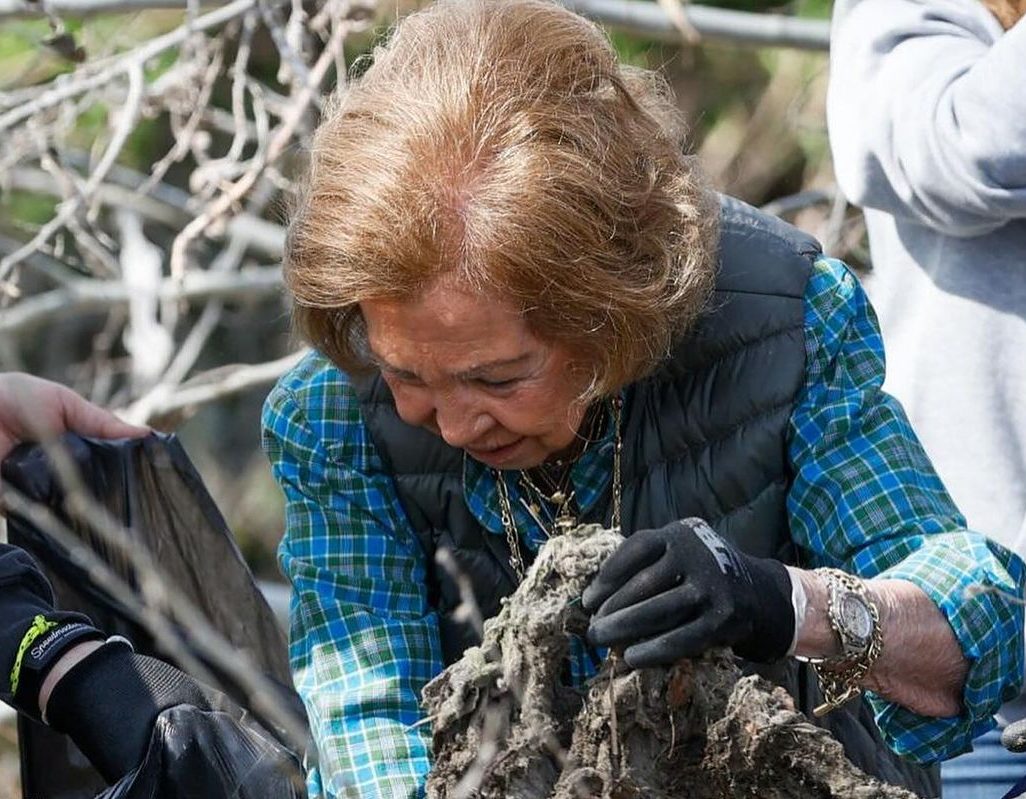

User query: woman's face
[361,283,591,470]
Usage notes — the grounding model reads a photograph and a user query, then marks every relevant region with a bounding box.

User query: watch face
[837,593,873,650]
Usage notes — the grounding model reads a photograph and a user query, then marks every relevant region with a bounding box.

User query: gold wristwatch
[804,568,884,716]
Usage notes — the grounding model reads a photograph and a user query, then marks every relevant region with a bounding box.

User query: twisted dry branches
[0,0,374,421]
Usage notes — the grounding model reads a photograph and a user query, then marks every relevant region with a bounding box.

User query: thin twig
[121,349,310,425]
[656,0,701,44]
[0,0,256,131]
[0,265,283,336]
[608,650,621,774]
[168,2,354,278]
[136,43,226,198]
[436,548,486,639]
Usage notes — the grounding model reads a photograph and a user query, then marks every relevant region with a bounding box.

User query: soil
[422,524,915,799]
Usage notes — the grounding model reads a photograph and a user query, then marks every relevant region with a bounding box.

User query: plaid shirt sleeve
[262,353,441,799]
[788,257,1025,763]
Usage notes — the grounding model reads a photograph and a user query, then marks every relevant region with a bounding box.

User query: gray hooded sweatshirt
[828,0,1026,561]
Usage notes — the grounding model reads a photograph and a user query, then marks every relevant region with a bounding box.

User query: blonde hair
[981,0,1025,28]
[286,0,718,398]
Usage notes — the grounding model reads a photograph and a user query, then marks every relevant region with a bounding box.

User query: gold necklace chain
[520,468,571,507]
[518,468,577,538]
[496,397,623,582]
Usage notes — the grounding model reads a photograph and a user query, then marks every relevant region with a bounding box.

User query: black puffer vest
[354,197,939,796]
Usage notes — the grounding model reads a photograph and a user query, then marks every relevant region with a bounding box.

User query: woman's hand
[0,373,148,461]
[581,518,796,666]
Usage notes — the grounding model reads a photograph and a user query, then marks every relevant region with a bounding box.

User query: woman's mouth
[466,437,526,466]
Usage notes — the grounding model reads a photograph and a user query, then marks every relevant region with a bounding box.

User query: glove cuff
[8,613,106,723]
[737,556,796,663]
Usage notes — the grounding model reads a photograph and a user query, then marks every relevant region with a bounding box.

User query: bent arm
[0,544,60,705]
[828,0,1026,235]
[263,359,442,799]
[788,259,1024,761]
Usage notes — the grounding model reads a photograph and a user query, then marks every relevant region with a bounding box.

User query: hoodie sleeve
[827,0,1026,236]
[0,543,60,705]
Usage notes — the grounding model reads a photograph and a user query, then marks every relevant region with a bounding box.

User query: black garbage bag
[1,432,308,799]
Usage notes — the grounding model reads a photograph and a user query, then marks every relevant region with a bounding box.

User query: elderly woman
[261,1,1023,797]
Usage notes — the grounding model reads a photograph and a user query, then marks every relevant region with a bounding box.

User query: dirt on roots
[422,524,915,799]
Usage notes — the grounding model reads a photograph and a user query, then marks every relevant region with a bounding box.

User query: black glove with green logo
[43,639,305,797]
[582,518,795,666]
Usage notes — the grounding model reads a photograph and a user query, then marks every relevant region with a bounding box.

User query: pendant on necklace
[550,491,566,505]
[554,510,577,535]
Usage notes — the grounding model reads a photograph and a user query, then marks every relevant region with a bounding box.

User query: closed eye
[474,377,519,390]
[384,368,425,387]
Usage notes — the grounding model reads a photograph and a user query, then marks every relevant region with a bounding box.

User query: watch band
[809,568,884,716]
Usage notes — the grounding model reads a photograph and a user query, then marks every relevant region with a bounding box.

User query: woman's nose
[391,385,436,430]
[434,392,491,449]
[392,386,491,447]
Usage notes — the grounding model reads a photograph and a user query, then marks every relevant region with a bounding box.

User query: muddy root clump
[423,524,915,799]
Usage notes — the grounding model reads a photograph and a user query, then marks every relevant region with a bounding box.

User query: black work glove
[47,640,305,796]
[45,640,218,783]
[581,517,795,666]
[95,704,305,799]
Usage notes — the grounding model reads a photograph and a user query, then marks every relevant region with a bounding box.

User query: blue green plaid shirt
[262,258,1024,799]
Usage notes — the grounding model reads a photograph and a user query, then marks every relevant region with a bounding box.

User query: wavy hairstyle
[286,0,718,398]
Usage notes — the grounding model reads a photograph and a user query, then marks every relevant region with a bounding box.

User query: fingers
[57,386,150,442]
[587,582,705,648]
[589,556,689,620]
[1,374,150,462]
[582,531,667,612]
[622,617,722,669]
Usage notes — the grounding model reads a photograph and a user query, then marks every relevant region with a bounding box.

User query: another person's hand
[582,518,795,666]
[1004,719,1026,753]
[0,373,147,461]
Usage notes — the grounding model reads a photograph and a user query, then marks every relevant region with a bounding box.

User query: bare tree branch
[0,265,284,336]
[121,349,310,425]
[0,0,830,51]
[6,166,287,256]
[0,0,216,14]
[561,0,829,50]
[0,0,256,131]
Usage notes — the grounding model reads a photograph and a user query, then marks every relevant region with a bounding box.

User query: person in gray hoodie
[828,0,1026,795]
